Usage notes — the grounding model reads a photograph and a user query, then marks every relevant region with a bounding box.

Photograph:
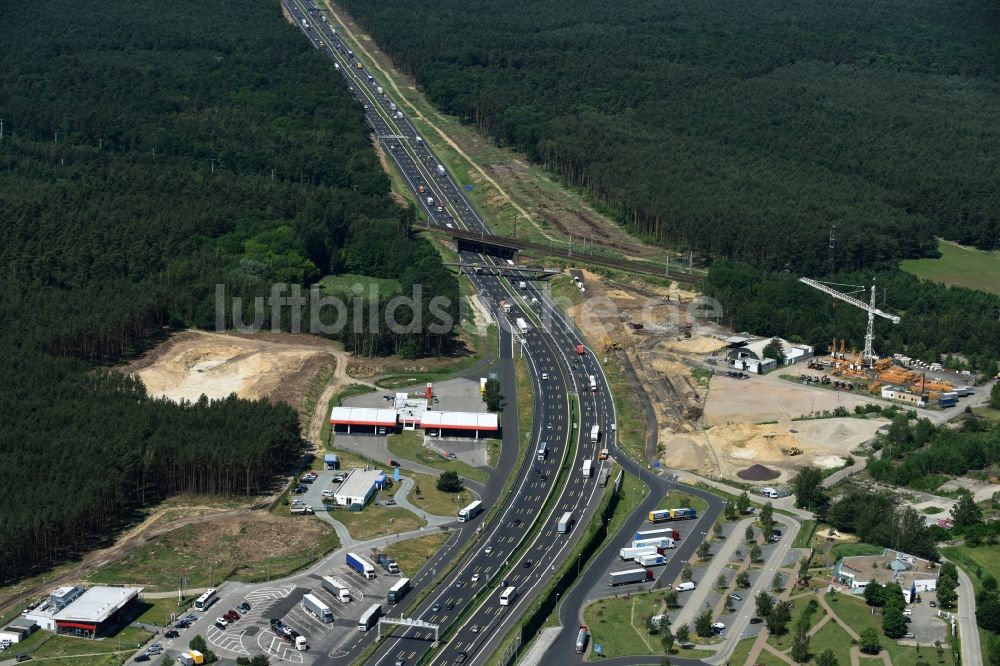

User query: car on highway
[541,373,548,380]
[455,652,469,664]
[431,603,442,612]
[749,617,763,624]
[523,560,533,568]
[455,580,466,588]
[395,660,405,666]
[547,423,552,430]
[729,593,742,601]
[483,546,493,555]
[471,573,480,583]
[446,601,455,610]
[470,624,481,633]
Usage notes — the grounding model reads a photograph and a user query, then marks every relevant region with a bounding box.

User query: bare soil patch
[737,464,781,481]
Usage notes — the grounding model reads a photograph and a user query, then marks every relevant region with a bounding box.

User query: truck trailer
[346,552,376,579]
[589,375,597,391]
[636,553,667,567]
[635,527,680,541]
[302,594,334,623]
[608,568,654,586]
[633,537,675,550]
[516,318,529,334]
[321,576,351,602]
[619,546,660,561]
[590,424,600,443]
[582,459,593,478]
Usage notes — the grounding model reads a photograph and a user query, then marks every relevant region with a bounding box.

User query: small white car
[541,373,548,380]
[471,574,480,583]
[215,617,228,627]
[322,490,334,498]
[484,546,493,555]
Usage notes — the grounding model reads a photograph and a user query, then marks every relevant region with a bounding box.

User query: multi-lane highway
[282,5,724,665]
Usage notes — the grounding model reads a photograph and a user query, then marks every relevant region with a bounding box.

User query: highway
[282,3,621,665]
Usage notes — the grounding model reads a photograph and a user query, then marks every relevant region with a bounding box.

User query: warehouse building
[727,337,814,373]
[333,469,388,508]
[420,411,499,439]
[23,586,142,638]
[329,407,399,434]
[832,549,939,601]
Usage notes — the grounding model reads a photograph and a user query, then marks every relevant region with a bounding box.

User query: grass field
[387,430,488,484]
[792,520,817,548]
[727,637,756,665]
[942,544,1000,592]
[901,239,1000,295]
[331,504,425,540]
[974,407,1000,424]
[654,491,709,516]
[385,532,451,577]
[831,542,885,560]
[405,470,475,516]
[582,592,664,659]
[809,619,853,666]
[767,600,821,651]
[10,624,153,664]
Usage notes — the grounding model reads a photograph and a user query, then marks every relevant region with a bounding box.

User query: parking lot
[158,563,404,664]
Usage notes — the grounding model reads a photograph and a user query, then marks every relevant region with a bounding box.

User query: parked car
[215,617,228,627]
[238,602,251,612]
[164,630,179,638]
[729,593,742,601]
[749,617,763,624]
[384,499,397,506]
[134,656,149,663]
[929,600,937,607]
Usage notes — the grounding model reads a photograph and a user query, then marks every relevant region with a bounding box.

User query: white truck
[516,318,529,334]
[426,196,434,206]
[590,424,600,444]
[619,545,659,561]
[589,375,597,391]
[633,537,675,550]
[302,593,334,623]
[436,164,446,176]
[518,280,527,289]
[582,459,593,478]
[321,576,351,602]
[557,511,574,534]
[637,553,667,567]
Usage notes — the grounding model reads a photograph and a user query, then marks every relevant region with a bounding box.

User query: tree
[682,563,693,581]
[249,658,269,666]
[991,381,1000,410]
[717,573,728,589]
[762,339,786,365]
[792,466,828,511]
[761,501,774,525]
[791,630,811,662]
[816,648,839,666]
[724,502,737,520]
[736,571,750,588]
[660,624,675,653]
[713,521,724,537]
[936,577,957,609]
[864,581,885,607]
[772,572,784,592]
[756,591,774,619]
[951,492,984,531]
[767,602,791,635]
[750,543,763,563]
[436,470,464,493]
[745,525,756,542]
[161,658,175,666]
[664,589,679,608]
[190,636,208,652]
[675,624,690,643]
[484,378,502,412]
[736,492,751,514]
[859,627,881,655]
[695,610,714,637]
[882,603,907,639]
[698,541,711,560]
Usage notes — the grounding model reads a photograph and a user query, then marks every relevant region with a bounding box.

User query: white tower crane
[798,277,901,366]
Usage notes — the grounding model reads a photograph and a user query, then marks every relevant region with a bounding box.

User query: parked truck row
[346,552,376,579]
[647,507,698,523]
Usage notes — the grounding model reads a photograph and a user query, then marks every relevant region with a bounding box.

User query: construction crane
[799,277,901,366]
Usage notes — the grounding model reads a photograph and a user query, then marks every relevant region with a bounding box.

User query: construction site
[558,270,984,483]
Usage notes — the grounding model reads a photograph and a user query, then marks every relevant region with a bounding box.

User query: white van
[675,582,696,592]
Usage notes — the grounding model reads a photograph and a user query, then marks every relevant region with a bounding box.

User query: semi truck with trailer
[575,626,589,653]
[537,443,547,461]
[590,424,600,443]
[269,619,307,650]
[301,594,334,623]
[576,344,585,355]
[321,576,351,602]
[582,459,593,478]
[376,553,400,574]
[647,507,698,523]
[608,568,655,586]
[619,546,660,561]
[598,468,610,487]
[458,500,484,522]
[635,527,680,541]
[386,578,411,604]
[557,511,574,534]
[346,552,376,579]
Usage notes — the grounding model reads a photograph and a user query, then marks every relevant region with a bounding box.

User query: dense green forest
[867,415,1000,491]
[339,0,1000,272]
[703,263,1000,373]
[0,0,456,581]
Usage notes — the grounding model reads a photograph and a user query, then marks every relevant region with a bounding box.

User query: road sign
[594,643,603,655]
[464,184,474,191]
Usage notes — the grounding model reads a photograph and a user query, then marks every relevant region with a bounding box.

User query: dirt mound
[737,464,780,481]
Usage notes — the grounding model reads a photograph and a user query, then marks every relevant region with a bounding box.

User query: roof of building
[722,335,750,345]
[835,549,939,586]
[420,411,499,431]
[54,587,140,623]
[335,469,387,501]
[329,407,398,426]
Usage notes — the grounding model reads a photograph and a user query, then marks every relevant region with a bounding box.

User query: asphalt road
[281,5,624,666]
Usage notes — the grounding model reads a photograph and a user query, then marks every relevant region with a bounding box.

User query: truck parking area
[160,565,404,664]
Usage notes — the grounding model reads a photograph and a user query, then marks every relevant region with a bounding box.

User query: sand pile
[667,335,727,354]
[737,464,780,481]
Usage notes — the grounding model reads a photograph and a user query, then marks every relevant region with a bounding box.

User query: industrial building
[22,585,142,638]
[333,468,388,508]
[831,549,939,602]
[330,389,500,439]
[879,385,927,407]
[0,617,38,644]
[726,337,814,374]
